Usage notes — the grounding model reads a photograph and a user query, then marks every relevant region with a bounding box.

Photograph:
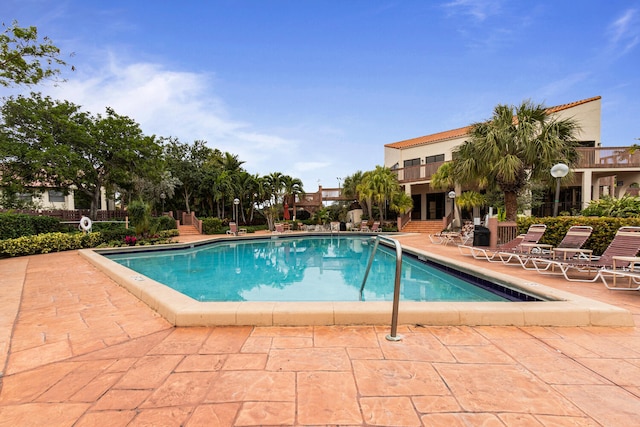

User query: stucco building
[384,96,640,223]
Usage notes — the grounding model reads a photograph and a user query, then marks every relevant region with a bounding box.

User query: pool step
[178,224,201,235]
[401,220,443,234]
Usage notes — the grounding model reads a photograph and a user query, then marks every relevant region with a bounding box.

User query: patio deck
[1,232,640,425]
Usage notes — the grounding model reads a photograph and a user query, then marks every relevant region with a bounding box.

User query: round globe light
[550,163,569,178]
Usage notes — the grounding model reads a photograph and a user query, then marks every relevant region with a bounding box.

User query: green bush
[0,213,61,239]
[581,196,640,218]
[128,200,152,236]
[152,215,177,231]
[518,216,640,256]
[202,217,224,234]
[0,232,103,257]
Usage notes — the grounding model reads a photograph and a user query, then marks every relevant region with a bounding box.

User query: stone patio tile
[411,395,461,413]
[429,325,492,345]
[114,355,183,389]
[266,347,351,371]
[420,412,505,426]
[250,326,314,337]
[240,336,272,352]
[346,346,384,360]
[434,364,583,415]
[0,402,90,427]
[141,371,217,408]
[175,354,226,372]
[576,357,640,386]
[270,336,313,348]
[68,372,124,402]
[448,344,516,364]
[222,353,267,370]
[313,325,379,347]
[534,414,601,426]
[297,371,362,425]
[497,412,544,425]
[360,396,421,426]
[6,339,73,374]
[378,331,456,362]
[205,371,295,402]
[73,330,173,361]
[91,389,151,411]
[353,360,449,396]
[74,410,137,427]
[0,362,78,404]
[128,406,193,427]
[235,401,296,426]
[34,360,114,402]
[200,326,252,353]
[553,384,640,425]
[185,403,240,426]
[147,327,211,355]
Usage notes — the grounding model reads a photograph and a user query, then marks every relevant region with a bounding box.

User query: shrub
[518,216,640,256]
[581,196,640,218]
[152,215,177,231]
[128,200,152,236]
[0,213,61,239]
[202,217,224,234]
[0,232,103,257]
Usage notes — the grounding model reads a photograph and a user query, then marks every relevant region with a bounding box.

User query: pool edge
[78,245,634,328]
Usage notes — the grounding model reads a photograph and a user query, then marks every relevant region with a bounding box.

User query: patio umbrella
[284,202,290,220]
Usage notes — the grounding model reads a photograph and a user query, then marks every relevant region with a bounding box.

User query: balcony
[393,147,640,185]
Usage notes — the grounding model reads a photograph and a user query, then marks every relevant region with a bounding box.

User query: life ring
[79,216,92,232]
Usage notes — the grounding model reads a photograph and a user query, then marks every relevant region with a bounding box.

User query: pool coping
[79,235,634,327]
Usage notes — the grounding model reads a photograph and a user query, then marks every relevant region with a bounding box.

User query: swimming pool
[105,235,510,303]
[79,234,634,327]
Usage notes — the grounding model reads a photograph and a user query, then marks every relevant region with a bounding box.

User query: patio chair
[359,222,370,232]
[370,221,382,232]
[226,222,247,236]
[497,225,593,269]
[458,223,547,262]
[273,223,285,234]
[531,226,640,282]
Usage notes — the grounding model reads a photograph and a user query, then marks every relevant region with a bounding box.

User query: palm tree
[451,100,580,221]
[358,166,403,221]
[281,175,304,220]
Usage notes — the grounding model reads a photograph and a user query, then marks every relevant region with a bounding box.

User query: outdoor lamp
[550,163,569,216]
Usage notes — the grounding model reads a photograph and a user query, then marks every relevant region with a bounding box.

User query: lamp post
[448,190,456,228]
[233,197,240,223]
[160,192,166,213]
[550,163,569,216]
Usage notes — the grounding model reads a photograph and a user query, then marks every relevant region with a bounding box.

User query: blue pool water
[106,236,510,302]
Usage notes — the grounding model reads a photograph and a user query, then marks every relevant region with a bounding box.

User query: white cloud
[41,53,312,182]
[607,8,639,57]
[442,0,503,22]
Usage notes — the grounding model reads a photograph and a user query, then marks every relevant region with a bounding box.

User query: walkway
[1,233,640,426]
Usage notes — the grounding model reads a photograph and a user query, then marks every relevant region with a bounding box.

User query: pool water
[106,236,508,302]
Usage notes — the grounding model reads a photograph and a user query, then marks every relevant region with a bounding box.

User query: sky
[3,0,639,191]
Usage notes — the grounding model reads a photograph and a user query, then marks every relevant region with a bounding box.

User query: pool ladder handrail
[360,235,403,341]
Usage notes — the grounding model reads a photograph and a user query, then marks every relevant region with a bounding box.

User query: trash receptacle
[473,225,490,246]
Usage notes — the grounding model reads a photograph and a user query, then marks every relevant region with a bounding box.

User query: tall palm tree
[451,100,579,221]
[281,175,304,220]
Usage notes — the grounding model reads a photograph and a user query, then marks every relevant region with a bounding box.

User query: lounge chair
[226,222,247,236]
[497,225,593,269]
[531,226,640,281]
[273,223,285,234]
[458,223,547,262]
[370,222,382,232]
[359,222,370,232]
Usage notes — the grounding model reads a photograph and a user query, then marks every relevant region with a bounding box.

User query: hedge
[518,216,640,256]
[0,213,61,240]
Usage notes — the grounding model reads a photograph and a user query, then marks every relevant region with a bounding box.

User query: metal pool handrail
[360,235,403,341]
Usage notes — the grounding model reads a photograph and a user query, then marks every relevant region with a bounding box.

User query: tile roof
[385,96,601,150]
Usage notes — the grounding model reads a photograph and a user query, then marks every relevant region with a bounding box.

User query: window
[48,190,65,203]
[426,154,445,163]
[17,193,33,202]
[403,158,420,167]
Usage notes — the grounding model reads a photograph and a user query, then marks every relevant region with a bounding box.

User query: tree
[451,100,580,221]
[163,138,212,213]
[281,175,304,220]
[0,93,162,219]
[1,21,72,87]
[358,166,401,221]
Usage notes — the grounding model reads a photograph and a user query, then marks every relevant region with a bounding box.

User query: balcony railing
[392,147,640,184]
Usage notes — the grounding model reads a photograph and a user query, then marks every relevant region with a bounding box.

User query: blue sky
[3,0,639,191]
